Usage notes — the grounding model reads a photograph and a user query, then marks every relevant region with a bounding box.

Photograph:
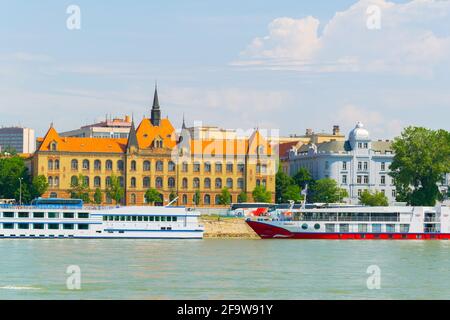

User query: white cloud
[235,0,450,75]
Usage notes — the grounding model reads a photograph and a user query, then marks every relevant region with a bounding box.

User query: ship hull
[246,220,450,240]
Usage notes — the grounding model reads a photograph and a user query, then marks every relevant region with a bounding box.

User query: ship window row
[318,223,410,233]
[0,223,89,230]
[0,212,89,219]
[102,215,178,222]
[300,212,400,222]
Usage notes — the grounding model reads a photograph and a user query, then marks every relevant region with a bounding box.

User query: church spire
[182,113,186,129]
[150,82,161,126]
[127,118,138,152]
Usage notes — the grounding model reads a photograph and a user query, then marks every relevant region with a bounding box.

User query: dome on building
[349,121,370,141]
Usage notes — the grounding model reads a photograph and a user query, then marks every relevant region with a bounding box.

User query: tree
[218,187,232,205]
[169,190,177,202]
[310,178,348,203]
[106,174,124,205]
[31,175,49,199]
[275,165,295,203]
[359,190,388,206]
[252,185,272,203]
[70,173,90,203]
[293,168,313,189]
[145,188,162,205]
[193,190,201,205]
[284,184,302,203]
[390,127,450,206]
[93,188,103,205]
[237,191,248,203]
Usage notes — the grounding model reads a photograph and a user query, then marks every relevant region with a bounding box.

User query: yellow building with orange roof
[32,87,276,206]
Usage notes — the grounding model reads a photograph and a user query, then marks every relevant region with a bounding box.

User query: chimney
[125,115,131,123]
[333,125,340,136]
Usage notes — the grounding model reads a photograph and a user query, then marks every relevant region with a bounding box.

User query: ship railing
[298,217,400,222]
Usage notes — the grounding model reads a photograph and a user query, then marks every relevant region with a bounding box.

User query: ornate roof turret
[150,83,161,126]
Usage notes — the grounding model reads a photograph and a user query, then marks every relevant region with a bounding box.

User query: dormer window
[152,137,163,148]
[257,145,265,155]
[50,141,57,151]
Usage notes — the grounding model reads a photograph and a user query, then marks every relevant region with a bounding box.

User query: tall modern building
[287,122,396,204]
[0,127,35,154]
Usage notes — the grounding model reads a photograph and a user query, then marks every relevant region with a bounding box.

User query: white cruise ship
[0,198,204,239]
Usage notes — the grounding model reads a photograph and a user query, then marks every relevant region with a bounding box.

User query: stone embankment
[200,216,260,239]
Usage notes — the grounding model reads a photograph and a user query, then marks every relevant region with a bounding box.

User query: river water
[1,239,449,299]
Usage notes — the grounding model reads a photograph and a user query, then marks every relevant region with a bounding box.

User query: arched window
[226,178,233,189]
[130,177,136,188]
[94,176,101,188]
[83,176,89,187]
[215,195,221,205]
[193,178,200,189]
[106,176,112,187]
[215,178,222,189]
[130,193,136,204]
[48,176,53,186]
[143,177,150,188]
[168,161,175,172]
[106,160,113,171]
[226,163,233,173]
[168,177,175,188]
[130,160,136,171]
[54,159,60,170]
[143,160,151,171]
[106,193,112,204]
[256,179,261,186]
[50,142,57,151]
[215,162,222,173]
[204,162,211,173]
[182,178,188,189]
[156,160,163,172]
[237,178,244,189]
[54,176,59,187]
[237,163,245,173]
[204,194,211,205]
[182,194,188,205]
[119,176,124,187]
[156,177,163,188]
[193,162,200,172]
[48,159,53,170]
[262,179,267,187]
[94,160,101,171]
[117,160,124,171]
[204,178,211,189]
[71,175,78,186]
[71,159,78,170]
[182,162,188,172]
[82,159,90,170]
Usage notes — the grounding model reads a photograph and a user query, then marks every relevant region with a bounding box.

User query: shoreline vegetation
[200,215,259,239]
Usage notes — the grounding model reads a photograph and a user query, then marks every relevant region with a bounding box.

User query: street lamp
[18,177,23,205]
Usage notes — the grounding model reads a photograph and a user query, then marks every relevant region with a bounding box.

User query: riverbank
[200,215,259,239]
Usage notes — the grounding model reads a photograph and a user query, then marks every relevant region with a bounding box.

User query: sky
[0,0,449,139]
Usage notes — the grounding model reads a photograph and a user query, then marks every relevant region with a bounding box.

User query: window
[82,159,90,170]
[193,178,200,189]
[358,189,362,197]
[156,161,163,172]
[357,176,362,184]
[78,213,89,219]
[372,224,382,233]
[381,175,386,185]
[94,176,101,188]
[363,162,368,170]
[33,212,44,218]
[48,212,59,219]
[78,224,89,230]
[364,175,369,184]
[48,176,53,187]
[182,178,188,189]
[358,142,363,148]
[18,223,29,230]
[130,177,136,188]
[3,223,14,229]
[342,175,347,184]
[339,224,349,232]
[54,177,59,187]
[386,224,395,233]
[358,224,368,233]
[237,163,245,173]
[193,162,200,172]
[392,189,396,198]
[18,212,29,218]
[400,224,409,233]
[326,224,335,233]
[33,223,44,230]
[130,194,136,204]
[381,162,386,171]
[204,162,211,173]
[130,160,137,171]
[226,163,233,173]
[106,176,112,187]
[83,176,89,187]
[182,162,188,172]
[106,160,113,171]
[156,177,163,188]
[71,159,78,170]
[63,224,74,230]
[3,212,14,218]
[117,160,124,171]
[204,178,211,189]
[301,223,308,230]
[215,195,221,205]
[143,160,151,171]
[48,159,53,170]
[314,223,320,230]
[54,159,60,170]
[50,142,57,151]
[358,162,362,170]
[119,176,124,187]
[215,162,222,173]
[63,212,74,219]
[143,177,150,188]
[94,160,101,170]
[182,194,187,205]
[168,177,175,189]
[342,161,347,170]
[237,178,244,189]
[256,164,261,174]
[215,178,222,189]
[204,194,211,205]
[364,143,368,148]
[226,178,233,189]
[168,161,176,172]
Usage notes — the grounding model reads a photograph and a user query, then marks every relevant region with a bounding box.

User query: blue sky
[0,0,449,139]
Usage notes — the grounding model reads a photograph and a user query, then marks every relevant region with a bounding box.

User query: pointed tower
[127,120,139,153]
[182,113,187,129]
[150,83,161,126]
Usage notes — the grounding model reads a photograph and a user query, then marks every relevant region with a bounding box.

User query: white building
[288,122,396,204]
[0,127,35,154]
[60,115,132,139]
